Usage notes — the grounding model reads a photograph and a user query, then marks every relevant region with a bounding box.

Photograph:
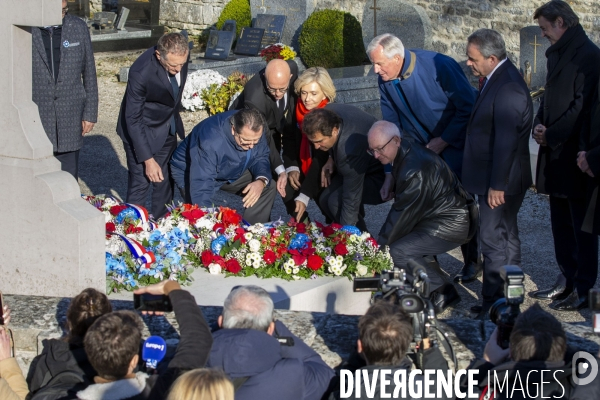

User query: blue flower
[289,233,309,250]
[353,252,364,261]
[115,208,137,224]
[211,235,228,255]
[342,225,361,236]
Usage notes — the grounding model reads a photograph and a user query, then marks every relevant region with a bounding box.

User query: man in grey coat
[32,0,98,180]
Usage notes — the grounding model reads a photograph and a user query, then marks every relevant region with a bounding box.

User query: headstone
[362,0,432,51]
[234,27,265,56]
[92,11,117,31]
[222,19,236,34]
[204,30,235,60]
[250,0,315,48]
[519,26,550,90]
[115,6,129,30]
[0,0,105,297]
[253,14,286,48]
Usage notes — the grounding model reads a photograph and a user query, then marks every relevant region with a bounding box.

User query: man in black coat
[117,33,189,219]
[528,1,600,310]
[462,29,533,317]
[578,85,600,235]
[302,105,385,231]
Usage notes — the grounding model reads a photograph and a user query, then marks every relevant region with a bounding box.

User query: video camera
[489,265,525,349]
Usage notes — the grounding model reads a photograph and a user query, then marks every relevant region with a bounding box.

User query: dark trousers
[388,231,461,292]
[479,191,526,307]
[54,150,80,180]
[220,170,277,224]
[550,196,599,296]
[124,134,177,219]
[283,171,309,222]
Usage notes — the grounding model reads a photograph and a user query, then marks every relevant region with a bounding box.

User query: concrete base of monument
[109,268,373,315]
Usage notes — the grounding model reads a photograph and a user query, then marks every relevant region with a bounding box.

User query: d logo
[572,351,599,386]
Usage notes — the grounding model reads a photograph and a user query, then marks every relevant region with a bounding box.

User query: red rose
[181,208,207,224]
[220,207,243,226]
[225,259,242,274]
[213,255,226,267]
[201,250,213,266]
[322,226,335,237]
[331,223,343,230]
[307,255,324,271]
[367,237,378,247]
[105,222,116,232]
[334,243,348,256]
[109,205,128,216]
[296,223,306,233]
[234,227,246,243]
[213,222,225,233]
[263,250,276,265]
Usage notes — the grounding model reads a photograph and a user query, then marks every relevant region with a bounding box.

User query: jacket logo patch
[63,41,80,48]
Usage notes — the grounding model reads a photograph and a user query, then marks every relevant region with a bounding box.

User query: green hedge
[299,9,366,69]
[216,0,251,37]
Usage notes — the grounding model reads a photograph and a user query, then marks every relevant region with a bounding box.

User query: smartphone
[133,293,173,312]
[0,291,4,325]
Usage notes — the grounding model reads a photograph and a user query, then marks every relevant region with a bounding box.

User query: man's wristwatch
[256,178,268,188]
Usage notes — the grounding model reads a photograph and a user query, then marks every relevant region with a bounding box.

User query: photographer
[330,301,450,400]
[1,305,29,400]
[206,285,334,400]
[76,280,213,400]
[465,303,600,399]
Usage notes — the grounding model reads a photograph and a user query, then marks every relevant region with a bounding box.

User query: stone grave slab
[222,19,236,34]
[115,6,130,30]
[234,27,264,56]
[250,0,315,48]
[205,30,235,60]
[520,26,550,90]
[362,0,432,51]
[253,13,286,48]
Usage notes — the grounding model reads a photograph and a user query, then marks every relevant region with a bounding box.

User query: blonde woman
[167,368,233,400]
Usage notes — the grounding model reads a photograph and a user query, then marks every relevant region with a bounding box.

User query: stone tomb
[204,30,235,60]
[520,26,550,90]
[253,14,286,48]
[234,27,265,56]
[362,0,432,51]
[222,19,236,34]
[250,0,315,48]
[0,0,105,297]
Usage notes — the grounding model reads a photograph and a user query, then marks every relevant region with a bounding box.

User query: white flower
[181,69,226,111]
[252,260,261,269]
[208,263,222,275]
[244,232,253,241]
[248,239,261,253]
[293,267,299,275]
[196,217,216,231]
[103,211,113,223]
[356,262,368,277]
[176,220,190,232]
[284,259,296,269]
[284,265,292,274]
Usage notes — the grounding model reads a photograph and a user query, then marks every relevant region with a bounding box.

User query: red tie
[478,76,488,93]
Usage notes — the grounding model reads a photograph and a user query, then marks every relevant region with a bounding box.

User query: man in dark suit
[32,0,98,180]
[462,29,533,317]
[578,87,600,235]
[116,33,189,219]
[302,105,385,231]
[231,59,295,201]
[529,1,600,311]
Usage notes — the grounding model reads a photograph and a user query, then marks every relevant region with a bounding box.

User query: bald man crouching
[369,121,473,313]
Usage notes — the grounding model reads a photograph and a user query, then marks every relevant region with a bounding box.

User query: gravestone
[362,0,432,51]
[67,0,90,19]
[234,27,265,56]
[0,0,105,297]
[520,26,550,90]
[115,6,130,30]
[250,0,315,48]
[92,11,117,31]
[222,19,236,34]
[253,13,286,48]
[205,30,235,60]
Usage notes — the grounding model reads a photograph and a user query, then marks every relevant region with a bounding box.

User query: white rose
[248,239,261,253]
[356,262,368,277]
[208,263,222,275]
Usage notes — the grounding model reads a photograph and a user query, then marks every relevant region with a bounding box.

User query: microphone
[142,336,167,370]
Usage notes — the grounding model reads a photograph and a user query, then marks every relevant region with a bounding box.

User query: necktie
[169,74,179,135]
[478,76,488,94]
[278,98,285,114]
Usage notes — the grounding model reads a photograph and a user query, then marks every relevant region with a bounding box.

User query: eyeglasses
[234,130,260,146]
[266,84,288,95]
[367,137,395,156]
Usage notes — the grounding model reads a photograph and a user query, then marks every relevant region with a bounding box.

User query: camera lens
[399,294,424,313]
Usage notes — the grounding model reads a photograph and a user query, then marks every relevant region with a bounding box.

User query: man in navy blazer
[462,29,533,317]
[117,33,189,219]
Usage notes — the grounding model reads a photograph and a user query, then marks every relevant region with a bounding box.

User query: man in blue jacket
[170,108,276,224]
[367,33,481,286]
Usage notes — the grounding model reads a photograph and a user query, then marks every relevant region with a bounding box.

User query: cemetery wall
[159,0,228,33]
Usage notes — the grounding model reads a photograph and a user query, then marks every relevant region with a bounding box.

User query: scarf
[296,98,329,174]
[545,24,585,79]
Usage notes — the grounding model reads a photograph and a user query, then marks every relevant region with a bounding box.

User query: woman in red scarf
[282,67,336,222]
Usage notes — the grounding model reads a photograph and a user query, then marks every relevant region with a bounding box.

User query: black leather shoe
[454,262,483,283]
[431,284,461,314]
[529,283,573,301]
[550,291,588,311]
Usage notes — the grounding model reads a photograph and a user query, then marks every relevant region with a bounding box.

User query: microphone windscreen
[142,336,167,368]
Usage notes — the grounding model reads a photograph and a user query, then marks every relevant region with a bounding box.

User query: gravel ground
[82,51,599,326]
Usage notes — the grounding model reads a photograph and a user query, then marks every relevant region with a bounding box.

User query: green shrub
[299,9,366,69]
[216,0,251,37]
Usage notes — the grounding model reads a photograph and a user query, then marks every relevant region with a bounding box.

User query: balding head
[368,121,401,165]
[264,59,293,100]
[220,285,274,332]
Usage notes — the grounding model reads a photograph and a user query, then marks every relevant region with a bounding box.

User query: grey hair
[222,285,274,331]
[369,120,402,140]
[366,34,405,60]
[467,29,507,61]
[157,32,189,58]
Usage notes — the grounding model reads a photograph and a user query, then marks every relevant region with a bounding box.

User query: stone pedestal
[0,0,105,297]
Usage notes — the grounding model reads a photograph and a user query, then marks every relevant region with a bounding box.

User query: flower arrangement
[200,72,248,115]
[85,196,393,293]
[181,69,227,111]
[259,43,297,62]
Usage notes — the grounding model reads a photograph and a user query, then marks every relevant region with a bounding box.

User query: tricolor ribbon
[124,203,158,230]
[112,233,156,269]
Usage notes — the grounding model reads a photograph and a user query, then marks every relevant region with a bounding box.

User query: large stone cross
[0,0,105,297]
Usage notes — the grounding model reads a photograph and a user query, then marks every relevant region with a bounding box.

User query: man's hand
[82,120,95,136]
[133,280,180,316]
[295,200,307,221]
[321,157,335,187]
[487,188,505,209]
[144,158,164,182]
[483,328,510,365]
[533,124,547,146]
[577,151,595,177]
[426,137,448,155]
[0,329,12,362]
[277,171,287,197]
[242,181,264,208]
[380,173,394,201]
[288,170,301,191]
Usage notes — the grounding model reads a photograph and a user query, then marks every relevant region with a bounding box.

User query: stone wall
[160,0,228,34]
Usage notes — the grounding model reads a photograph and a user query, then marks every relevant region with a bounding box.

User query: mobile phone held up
[134,293,173,312]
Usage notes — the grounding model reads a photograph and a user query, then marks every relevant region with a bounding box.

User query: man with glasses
[170,109,276,224]
[302,105,385,232]
[117,32,189,219]
[369,121,471,311]
[32,0,98,180]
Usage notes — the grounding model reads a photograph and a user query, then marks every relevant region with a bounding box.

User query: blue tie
[169,74,179,135]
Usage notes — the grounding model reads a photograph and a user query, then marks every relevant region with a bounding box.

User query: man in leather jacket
[368,121,470,304]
